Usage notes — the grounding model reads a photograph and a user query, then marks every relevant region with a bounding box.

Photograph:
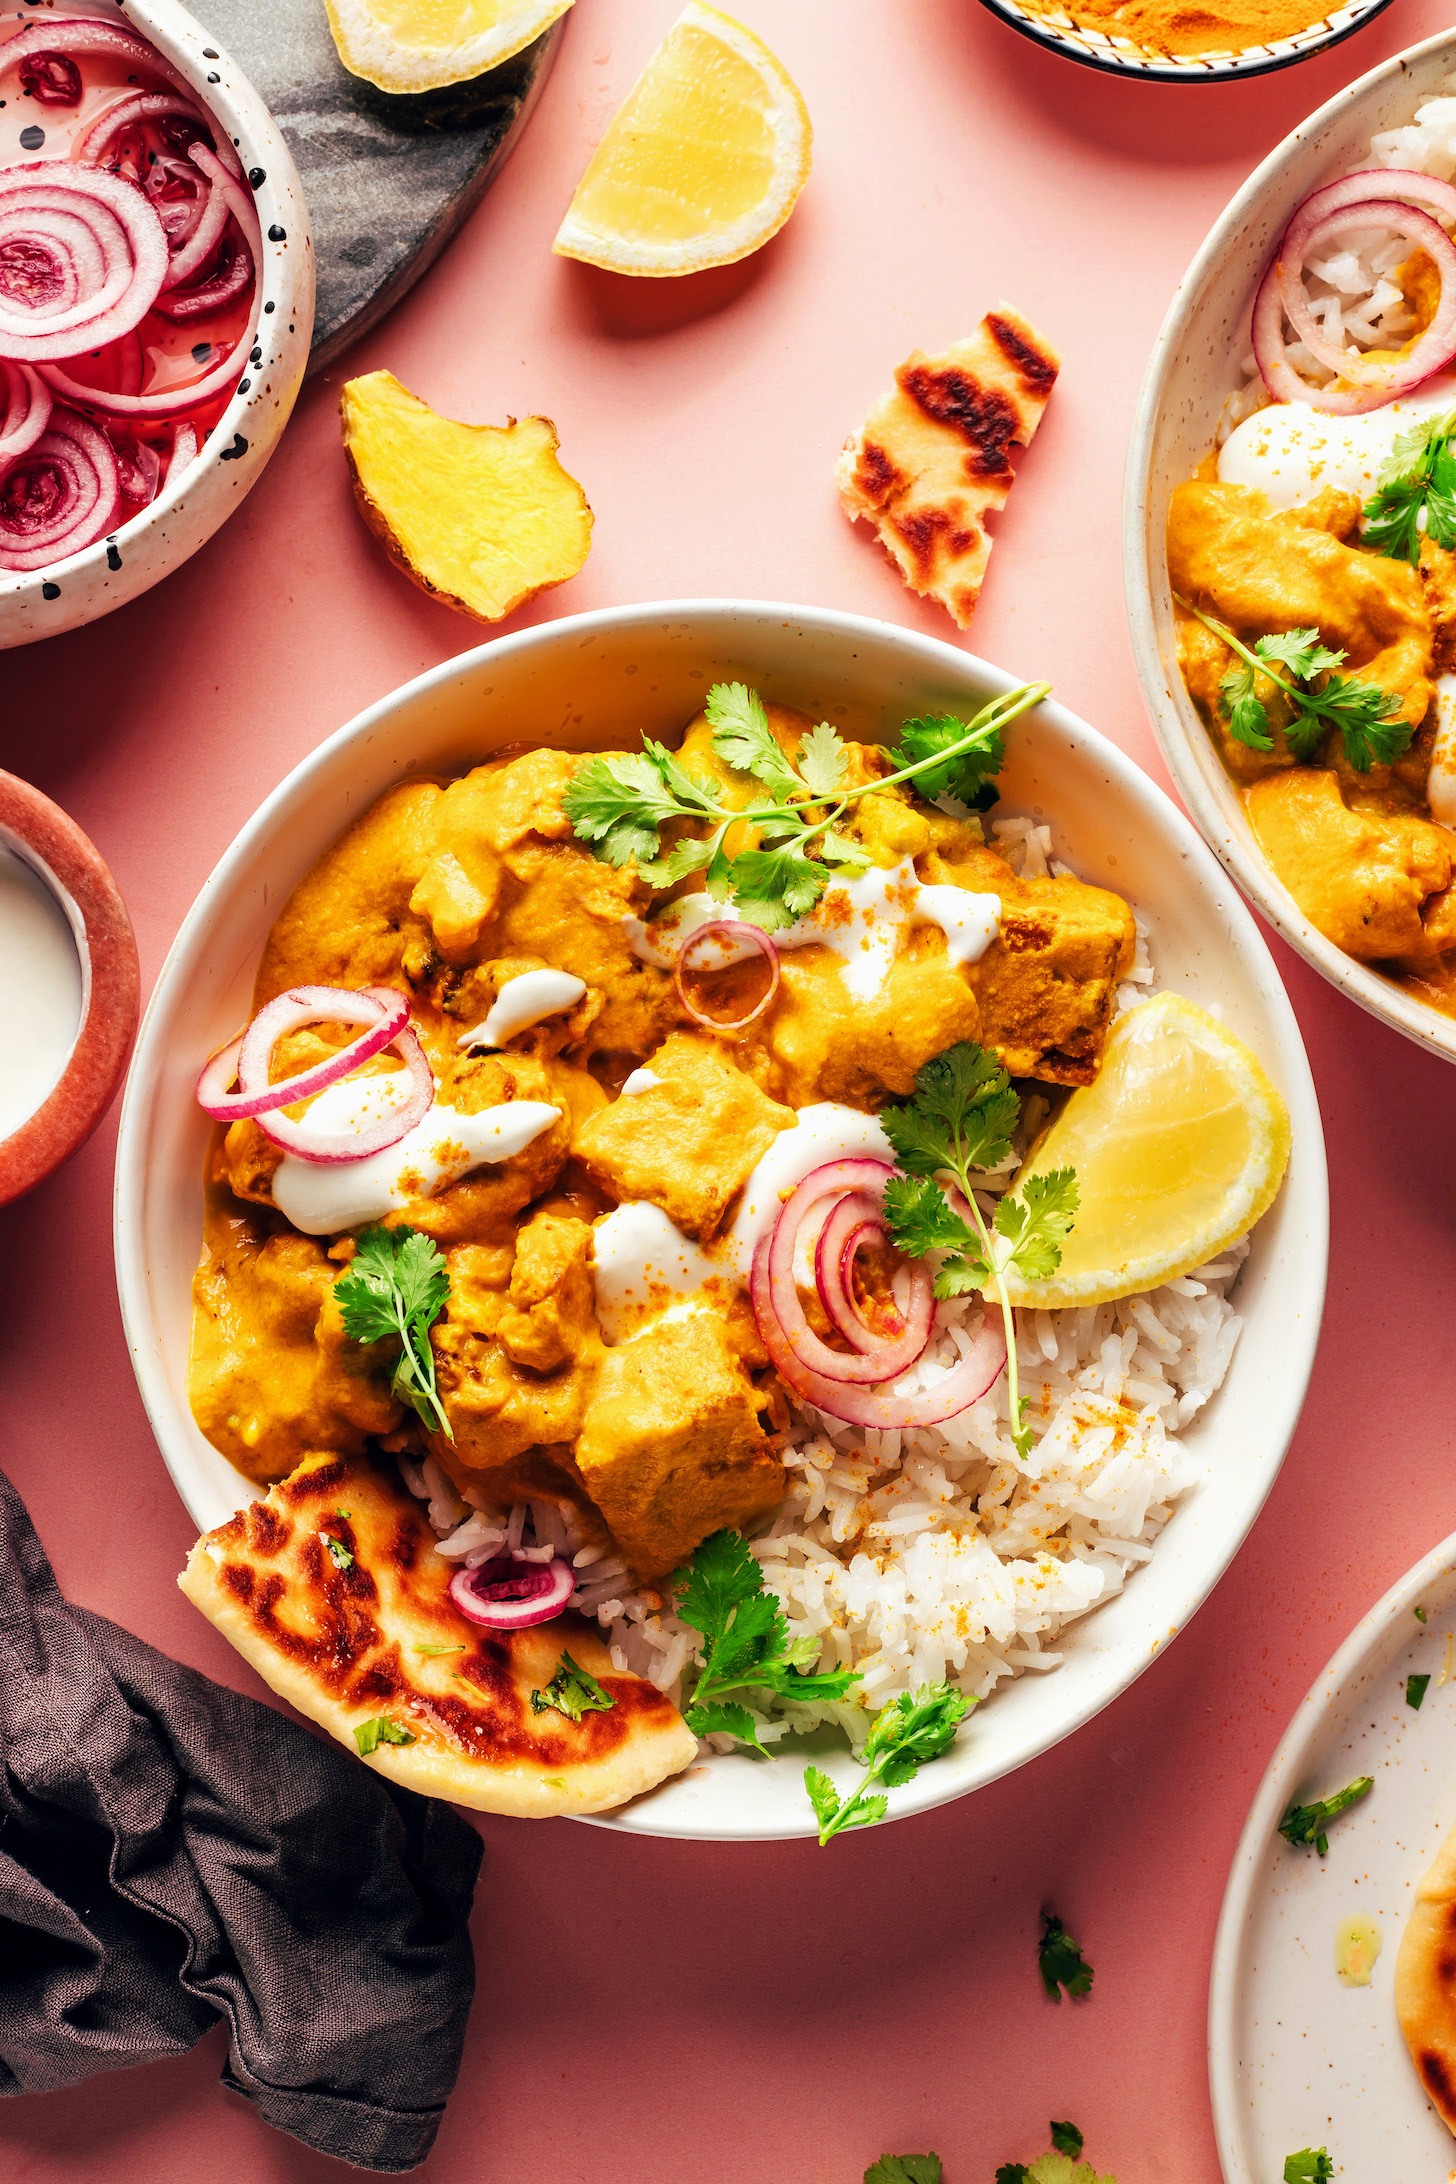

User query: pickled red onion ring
[164,418,198,487]
[252,1021,433,1163]
[751,1233,1006,1429]
[448,1556,575,1629]
[160,175,229,292]
[152,230,252,323]
[765,1157,934,1384]
[0,406,120,570]
[0,162,169,361]
[0,361,51,466]
[674,918,780,1029]
[73,90,240,178]
[38,315,253,419]
[1279,202,1456,386]
[196,984,410,1121]
[814,1189,906,1347]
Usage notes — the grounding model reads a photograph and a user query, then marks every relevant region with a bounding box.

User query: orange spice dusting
[1025,0,1337,56]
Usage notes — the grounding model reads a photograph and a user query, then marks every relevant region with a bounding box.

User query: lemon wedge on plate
[1001,992,1292,1309]
[553,2,812,276]
[323,0,573,94]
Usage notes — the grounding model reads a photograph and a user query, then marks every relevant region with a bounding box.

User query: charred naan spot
[214,1510,247,1547]
[388,1515,422,1574]
[283,1455,349,1506]
[949,527,980,557]
[1439,1952,1456,1983]
[251,1504,290,1556]
[1422,2048,1456,2114]
[854,439,904,507]
[891,506,956,577]
[899,363,1021,479]
[221,1560,254,1602]
[986,313,1058,394]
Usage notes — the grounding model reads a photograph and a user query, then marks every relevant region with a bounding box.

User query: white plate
[1210,1533,1456,2180]
[1124,29,1456,1070]
[113,598,1328,1842]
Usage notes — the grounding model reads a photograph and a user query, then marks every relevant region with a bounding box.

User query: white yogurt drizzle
[272,1072,559,1235]
[622,856,1000,1003]
[457,967,587,1051]
[619,1066,664,1095]
[1219,375,1456,512]
[592,1101,896,1340]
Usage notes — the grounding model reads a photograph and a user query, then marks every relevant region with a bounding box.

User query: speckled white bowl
[1125,30,1456,1067]
[0,0,314,648]
[115,601,1327,1842]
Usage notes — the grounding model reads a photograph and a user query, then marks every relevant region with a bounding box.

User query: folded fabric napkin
[0,1466,484,2172]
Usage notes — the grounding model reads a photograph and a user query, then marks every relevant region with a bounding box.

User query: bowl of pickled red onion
[0,0,313,647]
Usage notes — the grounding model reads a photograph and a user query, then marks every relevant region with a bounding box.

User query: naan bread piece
[179,1451,696,1817]
[1397,1814,1456,2134]
[837,303,1061,630]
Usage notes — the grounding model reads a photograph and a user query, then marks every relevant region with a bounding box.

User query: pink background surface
[5,2,1456,2178]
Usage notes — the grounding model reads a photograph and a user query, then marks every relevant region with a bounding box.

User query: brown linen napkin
[0,1465,483,2172]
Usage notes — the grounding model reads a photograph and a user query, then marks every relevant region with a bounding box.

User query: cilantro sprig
[995,2123,1114,2184]
[1277,1774,1373,1856]
[865,2159,942,2184]
[671,1528,860,1750]
[354,1717,416,1756]
[336,1222,452,1439]
[1284,2150,1334,2184]
[879,1042,1078,1460]
[529,1650,616,1723]
[1363,406,1456,562]
[1038,1911,1095,2001]
[805,1682,974,1846]
[1177,596,1411,773]
[562,678,1049,933]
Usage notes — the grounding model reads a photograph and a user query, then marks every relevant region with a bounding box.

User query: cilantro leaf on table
[353,1717,416,1756]
[563,678,1051,933]
[890,708,1007,809]
[1050,2124,1084,2158]
[806,1682,974,1845]
[1283,2150,1335,2184]
[880,1042,1078,1458]
[671,1529,860,1752]
[336,1223,452,1440]
[1181,597,1412,774]
[1038,1911,1095,2001]
[1363,407,1456,562]
[529,1650,616,1723]
[995,2124,1114,2184]
[1277,1774,1373,1856]
[864,2157,942,2184]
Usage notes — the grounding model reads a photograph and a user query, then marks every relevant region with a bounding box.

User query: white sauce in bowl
[1218,376,1456,511]
[592,1100,896,1339]
[0,843,83,1141]
[457,967,586,1051]
[623,858,1000,1002]
[272,1072,558,1235]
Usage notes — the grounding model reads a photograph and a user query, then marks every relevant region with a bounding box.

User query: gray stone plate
[192,0,565,372]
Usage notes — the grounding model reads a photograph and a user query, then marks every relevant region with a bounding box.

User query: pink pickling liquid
[0,15,254,443]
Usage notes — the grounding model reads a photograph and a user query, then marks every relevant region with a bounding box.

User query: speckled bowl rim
[0,772,138,1205]
[973,0,1394,81]
[1208,1525,1456,2177]
[0,0,314,629]
[1125,27,1456,1067]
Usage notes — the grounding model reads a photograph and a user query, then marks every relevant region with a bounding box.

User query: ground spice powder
[1031,0,1332,53]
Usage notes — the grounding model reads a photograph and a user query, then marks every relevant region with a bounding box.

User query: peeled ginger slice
[340,369,593,623]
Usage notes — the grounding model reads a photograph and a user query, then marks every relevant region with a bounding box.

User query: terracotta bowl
[1125,28,1456,1066]
[0,0,315,649]
[0,772,138,1204]
[113,599,1327,1843]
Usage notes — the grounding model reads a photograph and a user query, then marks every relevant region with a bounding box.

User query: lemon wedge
[553,2,812,276]
[1001,993,1291,1309]
[322,0,573,94]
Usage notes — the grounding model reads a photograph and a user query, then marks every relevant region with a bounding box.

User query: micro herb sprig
[335,1222,453,1439]
[879,1042,1078,1461]
[1283,2150,1335,2184]
[670,1528,860,1751]
[805,1682,974,1846]
[1038,1912,1095,2001]
[1363,406,1456,562]
[561,678,1050,932]
[1277,1774,1373,1856]
[1176,595,1411,774]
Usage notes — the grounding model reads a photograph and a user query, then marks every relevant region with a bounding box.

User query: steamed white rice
[1218,80,1456,444]
[400,812,1251,1750]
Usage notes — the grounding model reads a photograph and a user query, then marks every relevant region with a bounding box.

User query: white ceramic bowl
[1126,30,1456,1067]
[975,0,1392,84]
[0,0,314,649]
[114,599,1328,1842]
